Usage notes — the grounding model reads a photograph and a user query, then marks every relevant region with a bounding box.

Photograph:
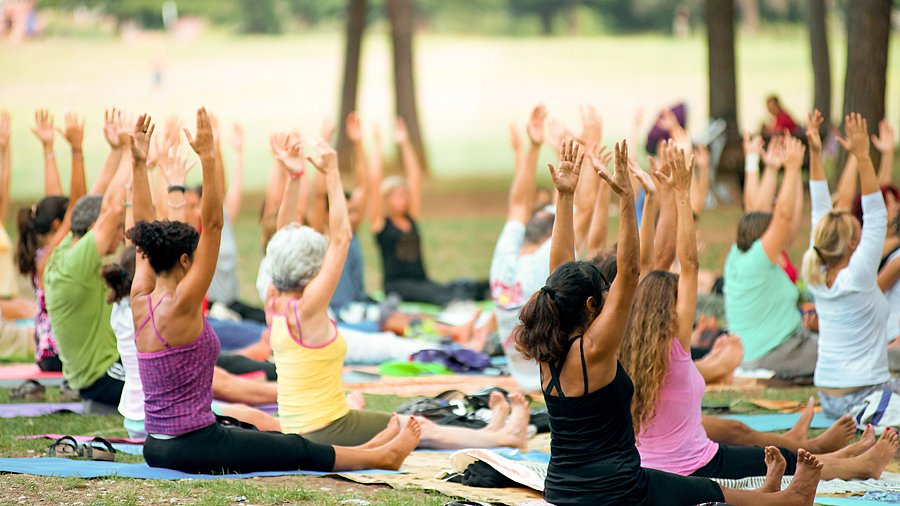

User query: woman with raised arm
[131,110,418,474]
[622,141,897,483]
[368,119,488,306]
[803,113,900,421]
[515,139,824,506]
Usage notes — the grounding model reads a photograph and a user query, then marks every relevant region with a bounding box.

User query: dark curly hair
[101,246,136,304]
[16,196,69,277]
[127,220,199,274]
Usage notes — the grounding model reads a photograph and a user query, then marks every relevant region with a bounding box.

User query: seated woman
[622,138,897,482]
[129,110,418,474]
[267,137,529,449]
[515,138,823,506]
[803,113,900,420]
[368,119,488,306]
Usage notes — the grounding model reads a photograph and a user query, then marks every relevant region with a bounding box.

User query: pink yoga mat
[0,363,62,380]
[18,434,145,444]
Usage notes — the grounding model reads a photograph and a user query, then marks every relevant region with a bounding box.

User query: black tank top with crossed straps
[542,336,651,505]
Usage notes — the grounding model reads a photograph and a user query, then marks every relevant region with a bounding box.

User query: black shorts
[37,355,62,372]
[144,420,336,474]
[691,445,797,479]
[78,362,125,407]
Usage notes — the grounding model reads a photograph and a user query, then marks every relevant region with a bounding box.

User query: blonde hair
[801,210,855,286]
[618,271,678,442]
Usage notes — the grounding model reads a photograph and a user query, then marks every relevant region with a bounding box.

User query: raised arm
[548,140,584,272]
[806,110,826,182]
[872,119,895,185]
[93,108,128,195]
[583,140,639,362]
[224,123,244,221]
[58,113,86,203]
[33,109,62,196]
[835,155,859,211]
[368,126,386,233]
[586,147,613,256]
[0,112,9,223]
[574,105,602,256]
[753,136,785,212]
[263,132,290,229]
[272,137,306,231]
[177,108,224,312]
[129,115,156,225]
[839,114,879,197]
[301,139,352,317]
[395,118,422,219]
[508,105,545,224]
[742,133,763,210]
[631,157,657,278]
[661,144,697,351]
[760,136,805,263]
[159,147,195,224]
[691,144,709,216]
[90,165,127,259]
[653,140,677,270]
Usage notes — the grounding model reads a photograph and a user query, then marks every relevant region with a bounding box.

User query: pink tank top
[136,294,219,436]
[636,339,719,475]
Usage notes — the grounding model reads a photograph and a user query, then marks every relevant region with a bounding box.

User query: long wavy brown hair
[619,270,678,442]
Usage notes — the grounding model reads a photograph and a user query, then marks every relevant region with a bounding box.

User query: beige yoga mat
[344,374,528,397]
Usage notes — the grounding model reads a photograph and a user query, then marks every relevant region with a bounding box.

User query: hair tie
[540,286,555,299]
[30,204,36,219]
[812,245,826,262]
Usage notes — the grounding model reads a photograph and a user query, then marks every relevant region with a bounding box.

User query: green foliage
[238,0,282,33]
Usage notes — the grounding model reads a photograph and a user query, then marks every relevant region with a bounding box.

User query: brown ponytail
[15,196,68,277]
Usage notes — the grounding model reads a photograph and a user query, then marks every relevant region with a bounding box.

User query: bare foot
[830,424,875,458]
[357,414,400,450]
[501,393,531,450]
[759,446,786,493]
[778,449,822,506]
[856,427,899,479]
[374,417,421,470]
[804,414,856,454]
[485,391,510,431]
[784,397,816,441]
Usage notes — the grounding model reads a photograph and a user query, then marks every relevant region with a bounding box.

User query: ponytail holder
[540,286,555,298]
[812,245,826,261]
[30,204,36,218]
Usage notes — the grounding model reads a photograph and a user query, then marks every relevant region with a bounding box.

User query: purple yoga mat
[17,434,145,445]
[0,402,82,418]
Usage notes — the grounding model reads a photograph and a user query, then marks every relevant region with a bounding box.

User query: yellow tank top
[0,227,18,298]
[270,303,349,434]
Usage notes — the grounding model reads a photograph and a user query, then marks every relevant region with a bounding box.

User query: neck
[155,271,182,293]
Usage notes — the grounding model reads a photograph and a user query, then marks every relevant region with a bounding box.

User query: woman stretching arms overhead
[514,139,823,506]
[128,109,419,474]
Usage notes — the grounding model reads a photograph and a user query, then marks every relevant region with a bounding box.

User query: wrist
[71,147,83,155]
[42,144,54,153]
[200,153,217,165]
[168,184,187,193]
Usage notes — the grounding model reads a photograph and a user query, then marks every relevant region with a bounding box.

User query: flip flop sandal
[78,437,116,462]
[10,380,45,401]
[58,380,80,402]
[47,436,79,458]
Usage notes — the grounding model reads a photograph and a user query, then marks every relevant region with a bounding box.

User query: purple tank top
[136,295,220,436]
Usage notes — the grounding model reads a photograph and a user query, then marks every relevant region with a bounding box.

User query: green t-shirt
[723,240,802,362]
[44,231,118,390]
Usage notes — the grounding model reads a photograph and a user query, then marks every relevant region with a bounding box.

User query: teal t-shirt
[44,231,119,390]
[723,240,802,362]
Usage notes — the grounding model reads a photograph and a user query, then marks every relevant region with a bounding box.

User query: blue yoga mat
[0,457,400,480]
[814,497,895,506]
[721,413,838,432]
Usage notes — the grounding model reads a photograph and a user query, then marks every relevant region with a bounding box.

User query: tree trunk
[807,0,830,129]
[387,0,428,173]
[336,0,367,176]
[706,0,741,180]
[840,0,891,169]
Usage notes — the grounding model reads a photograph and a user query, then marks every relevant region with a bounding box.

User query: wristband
[289,169,305,180]
[123,201,132,209]
[744,153,760,173]
[168,185,186,193]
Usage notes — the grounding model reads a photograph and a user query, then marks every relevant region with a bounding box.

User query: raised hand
[509,123,522,153]
[742,132,764,156]
[761,135,786,169]
[306,137,338,174]
[694,144,709,169]
[394,117,410,145]
[57,112,84,148]
[871,119,895,154]
[159,146,196,185]
[0,111,9,151]
[782,135,806,171]
[207,112,221,147]
[578,104,602,150]
[805,110,824,152]
[320,117,336,143]
[230,123,244,152]
[32,109,55,147]
[547,139,584,195]
[130,114,156,163]
[546,118,568,152]
[658,143,694,196]
[588,145,612,173]
[629,158,656,196]
[526,104,547,146]
[346,112,362,144]
[274,136,306,176]
[596,140,633,198]
[184,107,215,159]
[269,131,289,157]
[836,113,870,157]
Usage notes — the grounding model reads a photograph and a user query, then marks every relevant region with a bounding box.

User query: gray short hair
[71,195,102,237]
[266,223,328,292]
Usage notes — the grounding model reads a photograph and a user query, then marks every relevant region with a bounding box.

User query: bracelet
[168,185,186,193]
[168,200,186,209]
[289,169,305,180]
[45,152,55,161]
[123,201,132,208]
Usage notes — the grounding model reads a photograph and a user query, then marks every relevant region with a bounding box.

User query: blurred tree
[238,0,282,33]
[706,0,741,180]
[337,0,368,175]
[807,0,830,129]
[387,0,428,172]
[507,0,565,35]
[840,0,890,169]
[284,0,345,26]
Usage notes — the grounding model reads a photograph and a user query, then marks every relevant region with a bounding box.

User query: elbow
[332,222,353,246]
[203,210,225,232]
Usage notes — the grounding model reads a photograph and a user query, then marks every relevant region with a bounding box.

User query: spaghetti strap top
[136,294,172,349]
[268,297,349,434]
[542,337,650,505]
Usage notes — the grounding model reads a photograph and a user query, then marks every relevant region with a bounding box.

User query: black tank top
[375,215,427,284]
[543,337,650,505]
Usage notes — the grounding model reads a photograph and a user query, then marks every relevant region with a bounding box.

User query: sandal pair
[47,436,116,461]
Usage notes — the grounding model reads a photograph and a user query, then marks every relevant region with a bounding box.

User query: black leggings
[37,355,62,372]
[385,278,490,306]
[691,445,797,479]
[644,468,725,505]
[144,420,336,474]
[78,364,125,407]
[227,300,267,324]
[215,354,277,381]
